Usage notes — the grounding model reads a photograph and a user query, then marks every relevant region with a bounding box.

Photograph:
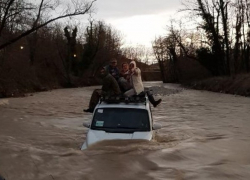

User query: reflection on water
[0,83,250,180]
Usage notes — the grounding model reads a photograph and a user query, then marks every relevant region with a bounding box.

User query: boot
[147,93,162,107]
[153,99,162,107]
[83,108,94,113]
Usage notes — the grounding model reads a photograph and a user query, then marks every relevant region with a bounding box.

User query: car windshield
[91,108,150,132]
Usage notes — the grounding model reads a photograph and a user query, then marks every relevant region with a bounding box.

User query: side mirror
[152,123,162,130]
[83,122,90,128]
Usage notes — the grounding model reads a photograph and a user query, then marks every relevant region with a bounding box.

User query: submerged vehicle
[81,95,162,150]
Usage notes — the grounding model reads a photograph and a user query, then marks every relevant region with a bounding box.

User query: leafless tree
[121,45,152,63]
[152,36,169,82]
[0,0,96,50]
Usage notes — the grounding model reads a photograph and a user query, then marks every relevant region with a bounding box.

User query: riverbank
[1,73,250,98]
[0,72,160,98]
[0,76,99,98]
[185,73,250,97]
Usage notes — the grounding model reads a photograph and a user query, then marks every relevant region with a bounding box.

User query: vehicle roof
[95,95,150,110]
[96,102,148,110]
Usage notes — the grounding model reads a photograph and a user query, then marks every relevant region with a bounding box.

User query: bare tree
[0,0,96,50]
[183,0,232,75]
[233,0,244,73]
[244,0,250,72]
[80,20,123,76]
[152,37,169,82]
[219,0,231,75]
[121,45,152,63]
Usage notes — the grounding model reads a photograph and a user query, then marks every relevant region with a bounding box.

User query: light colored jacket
[129,61,144,94]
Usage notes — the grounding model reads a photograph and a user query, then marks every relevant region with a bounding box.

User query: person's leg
[147,90,162,107]
[124,88,136,97]
[84,89,102,113]
[118,77,132,92]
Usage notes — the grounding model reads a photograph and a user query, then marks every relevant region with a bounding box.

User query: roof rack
[99,94,147,104]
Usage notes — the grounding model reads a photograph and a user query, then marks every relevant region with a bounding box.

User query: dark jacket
[105,65,120,81]
[101,71,121,95]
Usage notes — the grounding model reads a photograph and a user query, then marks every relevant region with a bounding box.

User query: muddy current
[0,82,250,180]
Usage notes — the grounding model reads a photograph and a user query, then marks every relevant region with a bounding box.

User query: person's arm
[125,71,130,80]
[102,76,111,92]
[120,70,124,77]
[133,68,141,76]
[115,68,120,80]
[102,75,121,95]
[112,80,121,94]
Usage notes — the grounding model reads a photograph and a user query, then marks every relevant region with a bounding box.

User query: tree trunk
[219,0,230,75]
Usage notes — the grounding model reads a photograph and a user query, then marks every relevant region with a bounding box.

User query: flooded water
[0,82,250,180]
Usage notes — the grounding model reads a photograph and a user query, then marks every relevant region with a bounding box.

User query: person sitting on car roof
[124,60,162,107]
[124,60,144,97]
[118,62,132,92]
[83,66,121,113]
[105,58,120,81]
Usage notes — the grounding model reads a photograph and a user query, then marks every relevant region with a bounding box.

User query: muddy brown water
[0,82,250,180]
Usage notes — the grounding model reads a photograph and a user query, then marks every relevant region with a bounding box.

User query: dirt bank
[0,76,99,98]
[0,73,160,98]
[185,73,250,97]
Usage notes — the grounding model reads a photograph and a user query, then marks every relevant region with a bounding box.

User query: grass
[185,73,250,97]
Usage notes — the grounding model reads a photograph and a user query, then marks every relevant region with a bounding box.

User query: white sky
[90,0,183,47]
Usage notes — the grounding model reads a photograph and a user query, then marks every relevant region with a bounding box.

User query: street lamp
[73,54,77,57]
[20,46,24,50]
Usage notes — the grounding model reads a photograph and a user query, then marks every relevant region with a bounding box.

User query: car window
[91,108,150,132]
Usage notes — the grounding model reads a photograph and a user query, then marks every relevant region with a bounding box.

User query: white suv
[81,95,162,150]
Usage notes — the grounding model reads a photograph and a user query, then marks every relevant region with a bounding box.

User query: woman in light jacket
[124,61,144,96]
[124,61,161,107]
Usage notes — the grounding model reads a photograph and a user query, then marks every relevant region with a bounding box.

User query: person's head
[122,62,129,71]
[99,66,108,77]
[129,61,136,70]
[100,67,105,74]
[110,58,117,68]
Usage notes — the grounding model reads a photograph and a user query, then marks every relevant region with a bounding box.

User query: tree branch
[0,0,15,36]
[33,0,44,28]
[0,0,96,50]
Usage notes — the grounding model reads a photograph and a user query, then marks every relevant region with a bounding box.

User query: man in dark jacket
[83,67,121,113]
[105,58,120,81]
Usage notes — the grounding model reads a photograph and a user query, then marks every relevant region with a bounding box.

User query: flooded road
[0,82,250,180]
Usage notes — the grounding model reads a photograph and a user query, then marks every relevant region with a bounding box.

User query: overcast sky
[90,0,183,47]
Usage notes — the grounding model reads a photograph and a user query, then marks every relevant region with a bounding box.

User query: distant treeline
[153,0,250,83]
[0,0,156,97]
[2,0,248,97]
